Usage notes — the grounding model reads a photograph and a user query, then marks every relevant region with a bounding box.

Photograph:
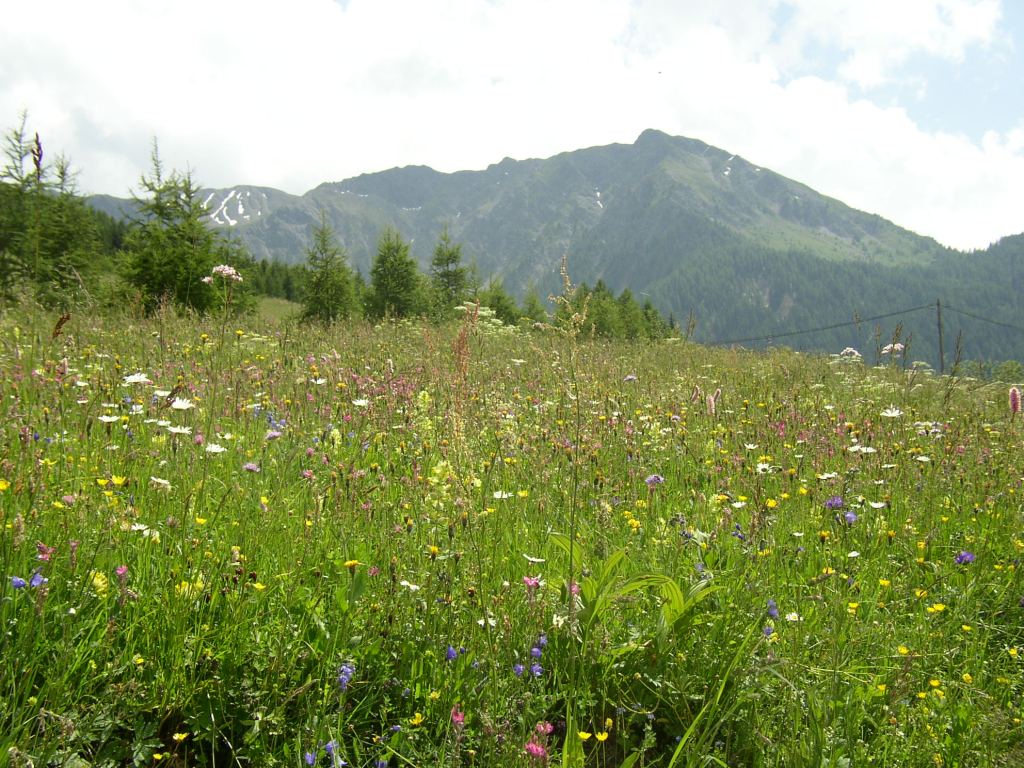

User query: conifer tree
[366,227,423,320]
[301,211,355,325]
[429,225,467,319]
[0,113,104,305]
[122,141,242,313]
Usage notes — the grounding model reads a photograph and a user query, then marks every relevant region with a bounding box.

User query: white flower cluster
[202,264,243,284]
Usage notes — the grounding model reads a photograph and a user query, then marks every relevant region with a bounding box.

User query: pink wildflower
[36,542,55,562]
[524,740,548,762]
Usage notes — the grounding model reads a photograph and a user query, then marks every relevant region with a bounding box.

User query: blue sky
[792,1,1022,140]
[0,0,1021,250]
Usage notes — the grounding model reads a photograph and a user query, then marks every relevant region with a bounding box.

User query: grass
[0,302,1022,767]
[256,296,301,323]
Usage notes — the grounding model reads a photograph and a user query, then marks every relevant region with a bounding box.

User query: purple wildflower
[11,576,27,589]
[513,663,525,677]
[825,496,844,511]
[530,662,543,677]
[844,510,858,526]
[446,645,458,661]
[645,473,665,490]
[955,551,976,565]
[338,663,354,690]
[767,599,779,619]
[243,462,261,473]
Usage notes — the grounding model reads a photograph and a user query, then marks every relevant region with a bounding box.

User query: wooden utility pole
[936,299,945,375]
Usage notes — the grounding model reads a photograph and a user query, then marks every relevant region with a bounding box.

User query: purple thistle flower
[955,551,976,565]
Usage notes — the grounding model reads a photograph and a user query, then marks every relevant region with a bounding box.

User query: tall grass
[0,303,1022,767]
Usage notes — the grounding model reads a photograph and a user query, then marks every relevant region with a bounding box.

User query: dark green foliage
[478,277,522,324]
[429,225,468,319]
[0,114,111,306]
[520,283,549,323]
[300,212,356,325]
[121,142,245,314]
[554,281,674,341]
[246,258,306,302]
[365,227,425,320]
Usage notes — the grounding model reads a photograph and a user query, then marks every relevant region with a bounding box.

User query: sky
[1,0,1021,251]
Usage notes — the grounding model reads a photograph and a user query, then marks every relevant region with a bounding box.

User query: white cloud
[0,0,1019,249]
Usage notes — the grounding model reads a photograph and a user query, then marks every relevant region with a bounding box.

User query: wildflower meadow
[1,302,1022,767]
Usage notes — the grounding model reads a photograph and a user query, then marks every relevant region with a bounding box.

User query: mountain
[88,130,1024,367]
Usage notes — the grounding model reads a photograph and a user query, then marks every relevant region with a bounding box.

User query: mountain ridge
[87,129,1024,366]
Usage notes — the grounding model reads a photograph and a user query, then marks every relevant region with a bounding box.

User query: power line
[707,302,935,346]
[943,304,1024,333]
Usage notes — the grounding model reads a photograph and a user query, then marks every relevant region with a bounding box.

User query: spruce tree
[122,141,238,313]
[301,211,355,325]
[429,225,467,319]
[366,227,423,320]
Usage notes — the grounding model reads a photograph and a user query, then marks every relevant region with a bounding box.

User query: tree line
[0,114,676,339]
